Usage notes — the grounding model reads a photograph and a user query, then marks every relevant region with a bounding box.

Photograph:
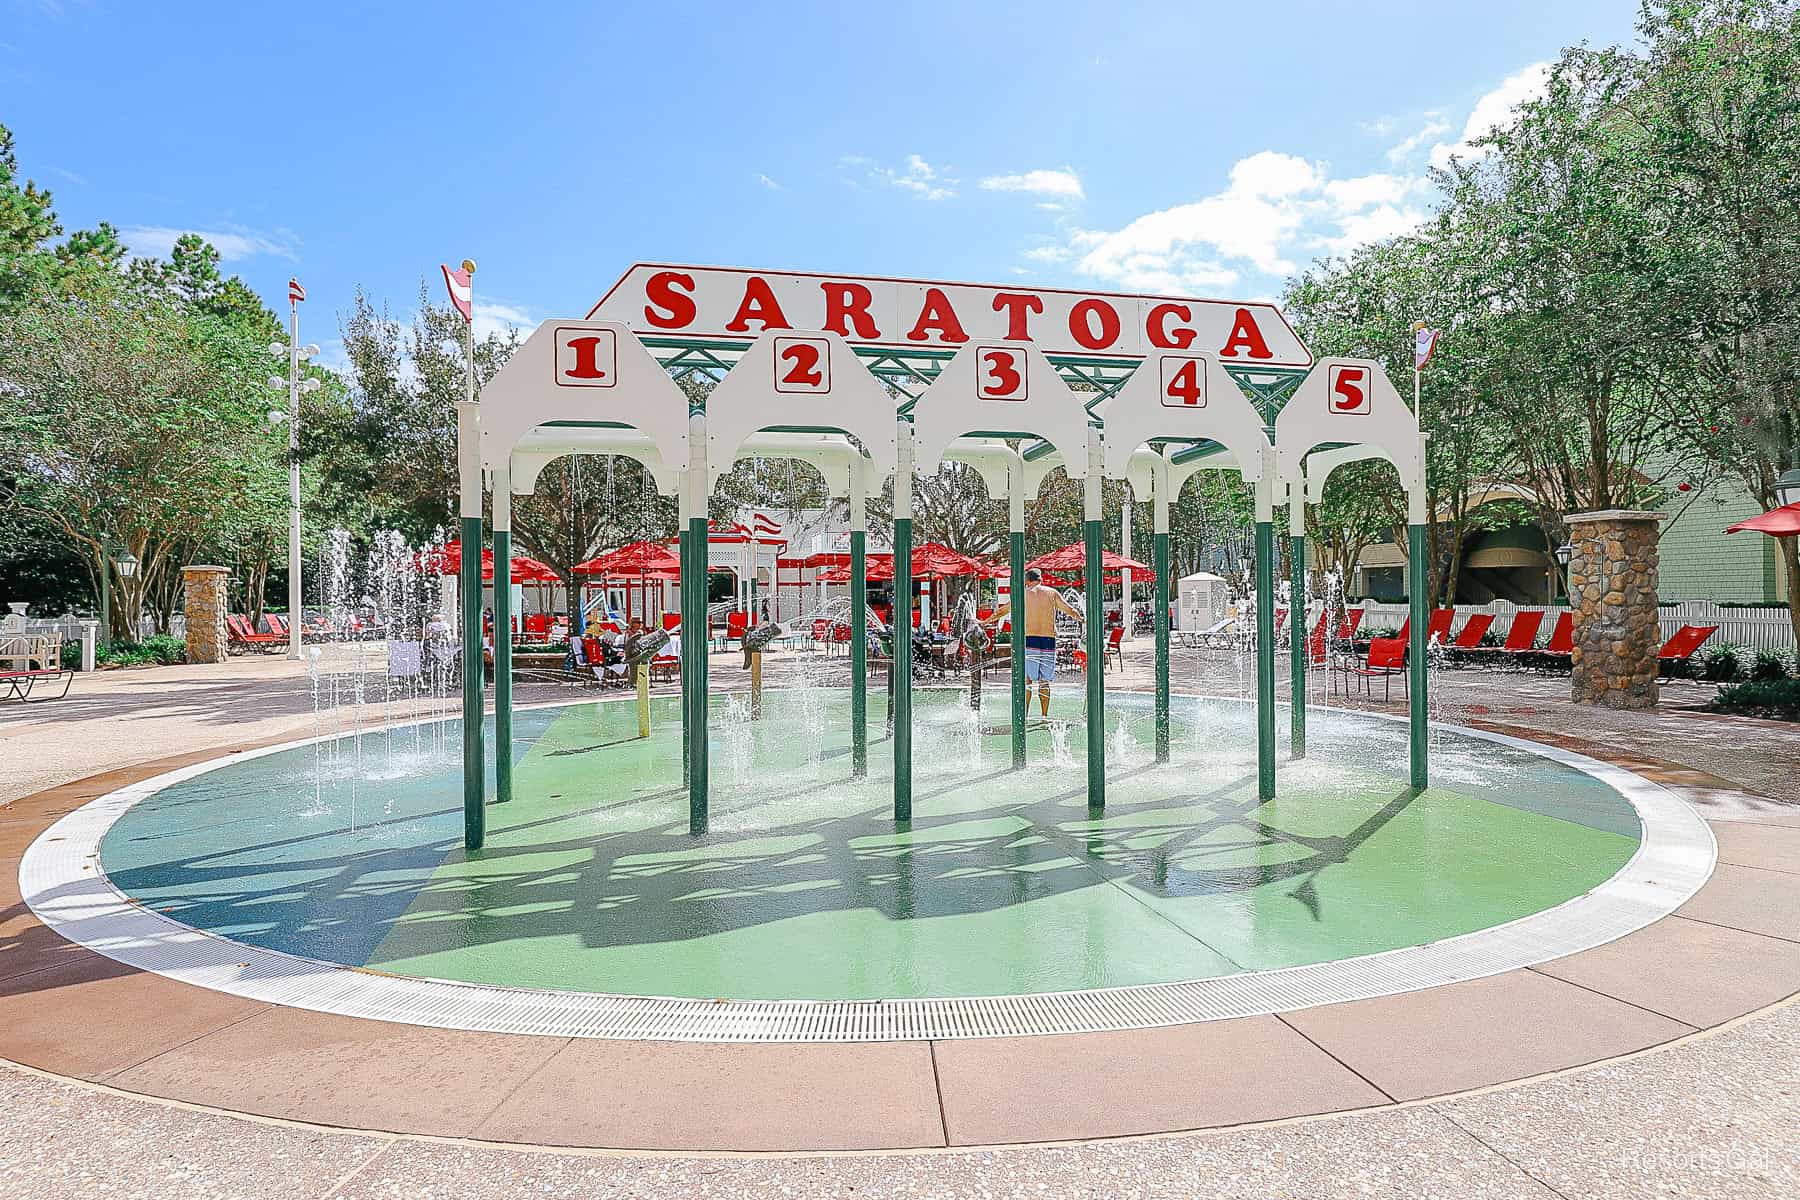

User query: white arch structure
[455,319,1429,846]
[1272,357,1430,788]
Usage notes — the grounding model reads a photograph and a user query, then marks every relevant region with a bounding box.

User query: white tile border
[19,701,1715,1042]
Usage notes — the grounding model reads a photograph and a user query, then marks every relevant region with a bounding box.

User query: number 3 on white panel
[976,346,1027,401]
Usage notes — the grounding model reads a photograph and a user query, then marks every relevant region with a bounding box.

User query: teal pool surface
[98,690,1643,1001]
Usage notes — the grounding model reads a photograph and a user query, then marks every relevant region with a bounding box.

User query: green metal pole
[1255,518,1276,802]
[678,522,690,788]
[1084,517,1105,812]
[1408,520,1429,791]
[493,525,514,804]
[689,514,709,833]
[851,527,868,777]
[1289,533,1306,760]
[1009,529,1027,768]
[98,552,111,653]
[1154,529,1170,762]
[460,514,486,850]
[893,515,913,821]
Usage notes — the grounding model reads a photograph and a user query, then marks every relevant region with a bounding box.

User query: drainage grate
[19,724,1715,1042]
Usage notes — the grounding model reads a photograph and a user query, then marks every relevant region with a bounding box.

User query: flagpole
[456,259,486,848]
[286,286,303,660]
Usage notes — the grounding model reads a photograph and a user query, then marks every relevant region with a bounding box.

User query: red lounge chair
[1493,610,1545,668]
[264,613,289,639]
[1534,612,1574,671]
[662,612,682,632]
[1346,636,1409,701]
[1103,624,1124,670]
[525,613,549,638]
[1657,624,1718,677]
[226,614,282,652]
[1333,608,1365,641]
[1445,613,1495,665]
[725,610,750,646]
[1426,608,1456,648]
[1306,613,1330,666]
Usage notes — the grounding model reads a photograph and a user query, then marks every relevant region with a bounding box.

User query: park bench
[0,632,72,703]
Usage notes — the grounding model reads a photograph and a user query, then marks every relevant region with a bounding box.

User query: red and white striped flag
[287,278,305,304]
[440,262,473,323]
[751,511,783,539]
[1413,326,1440,370]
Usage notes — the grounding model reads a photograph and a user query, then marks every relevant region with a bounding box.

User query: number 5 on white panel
[1328,363,1371,414]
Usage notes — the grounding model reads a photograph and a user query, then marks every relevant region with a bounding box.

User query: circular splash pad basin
[27,689,1711,1040]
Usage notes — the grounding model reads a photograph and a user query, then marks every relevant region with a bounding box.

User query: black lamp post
[1553,542,1572,603]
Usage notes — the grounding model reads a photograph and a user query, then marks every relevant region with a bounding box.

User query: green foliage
[95,634,187,668]
[1699,642,1745,681]
[1750,648,1793,681]
[1710,677,1800,719]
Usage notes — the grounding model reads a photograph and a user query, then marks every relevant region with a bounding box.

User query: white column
[1121,496,1134,640]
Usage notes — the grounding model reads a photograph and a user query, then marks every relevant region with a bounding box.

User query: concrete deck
[2,650,1797,1192]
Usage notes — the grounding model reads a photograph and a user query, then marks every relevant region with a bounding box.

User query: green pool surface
[100,690,1640,1001]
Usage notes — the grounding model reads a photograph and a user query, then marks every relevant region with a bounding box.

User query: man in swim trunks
[982,568,1084,716]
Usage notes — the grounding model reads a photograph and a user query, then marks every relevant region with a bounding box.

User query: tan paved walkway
[2,651,1797,1196]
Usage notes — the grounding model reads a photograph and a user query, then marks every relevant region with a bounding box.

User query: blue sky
[5,1,1638,364]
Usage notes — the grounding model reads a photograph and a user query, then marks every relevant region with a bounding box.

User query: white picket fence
[1355,599,1795,651]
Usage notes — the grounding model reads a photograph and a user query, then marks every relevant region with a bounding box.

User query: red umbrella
[573,540,682,577]
[1026,543,1156,583]
[504,555,561,584]
[1727,502,1800,536]
[865,542,994,580]
[419,541,562,584]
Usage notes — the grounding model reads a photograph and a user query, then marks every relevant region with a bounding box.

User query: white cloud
[1430,62,1551,167]
[118,225,294,263]
[846,153,957,201]
[1049,155,1431,293]
[472,300,534,345]
[980,167,1084,200]
[1386,116,1451,163]
[757,173,781,190]
[1064,150,1323,291]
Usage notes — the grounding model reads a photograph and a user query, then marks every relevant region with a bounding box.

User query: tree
[0,277,289,638]
[324,285,518,541]
[1615,0,1800,640]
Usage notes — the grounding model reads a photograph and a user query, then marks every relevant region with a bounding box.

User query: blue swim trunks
[1024,635,1056,682]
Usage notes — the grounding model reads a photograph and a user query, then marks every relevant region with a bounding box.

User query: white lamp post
[267,330,321,660]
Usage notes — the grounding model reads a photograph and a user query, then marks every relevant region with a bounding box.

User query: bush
[1751,649,1793,682]
[94,634,187,668]
[1699,643,1745,682]
[1711,678,1800,720]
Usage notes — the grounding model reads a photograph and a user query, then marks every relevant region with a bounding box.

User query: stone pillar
[1566,510,1666,710]
[182,565,231,664]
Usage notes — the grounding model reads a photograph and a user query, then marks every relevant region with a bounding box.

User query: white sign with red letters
[588,263,1312,368]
